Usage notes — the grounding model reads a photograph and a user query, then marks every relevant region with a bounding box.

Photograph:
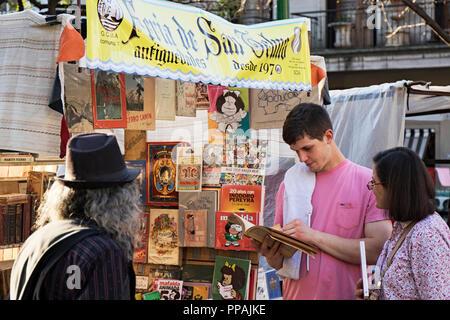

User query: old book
[8,205,15,244]
[194,82,210,110]
[148,209,181,265]
[15,204,22,244]
[155,78,176,120]
[124,130,147,161]
[265,268,282,300]
[182,282,211,300]
[0,193,28,205]
[125,74,156,130]
[156,279,183,300]
[22,195,31,241]
[220,185,263,213]
[135,275,149,291]
[227,213,318,259]
[0,205,6,245]
[211,255,251,300]
[178,189,219,248]
[125,160,146,204]
[183,210,207,247]
[133,212,149,264]
[215,211,258,252]
[176,81,196,117]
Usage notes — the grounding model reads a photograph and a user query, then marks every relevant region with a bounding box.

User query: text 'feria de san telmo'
[87,0,312,91]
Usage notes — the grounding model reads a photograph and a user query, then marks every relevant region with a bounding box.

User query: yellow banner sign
[87,0,311,91]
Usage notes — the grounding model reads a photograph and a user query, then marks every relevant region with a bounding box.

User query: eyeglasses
[367,179,383,190]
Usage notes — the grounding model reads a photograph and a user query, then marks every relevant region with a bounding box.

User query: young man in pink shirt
[253,103,392,300]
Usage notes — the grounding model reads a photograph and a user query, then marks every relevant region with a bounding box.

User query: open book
[228,213,318,258]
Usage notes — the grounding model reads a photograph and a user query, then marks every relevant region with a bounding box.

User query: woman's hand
[354,278,365,300]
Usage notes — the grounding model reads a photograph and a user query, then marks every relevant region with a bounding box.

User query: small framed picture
[146,142,182,206]
[91,69,127,129]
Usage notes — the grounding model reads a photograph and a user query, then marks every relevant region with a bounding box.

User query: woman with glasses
[355,147,450,300]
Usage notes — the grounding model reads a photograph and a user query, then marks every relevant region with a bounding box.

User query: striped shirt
[41,234,131,300]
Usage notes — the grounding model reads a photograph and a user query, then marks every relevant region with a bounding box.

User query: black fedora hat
[57,133,140,189]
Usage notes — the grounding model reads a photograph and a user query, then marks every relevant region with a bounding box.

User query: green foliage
[216,0,241,21]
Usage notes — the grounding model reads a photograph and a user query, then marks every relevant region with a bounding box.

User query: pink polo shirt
[274,159,389,300]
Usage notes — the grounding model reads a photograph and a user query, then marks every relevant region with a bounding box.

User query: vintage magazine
[183,209,207,247]
[125,160,146,204]
[202,143,223,187]
[176,81,196,117]
[90,69,127,129]
[125,74,155,130]
[124,129,147,161]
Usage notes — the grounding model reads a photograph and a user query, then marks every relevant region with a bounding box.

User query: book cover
[135,275,149,291]
[143,291,160,300]
[220,185,263,213]
[147,266,182,290]
[125,74,155,130]
[146,142,179,206]
[215,211,258,252]
[63,64,94,134]
[125,160,146,204]
[265,269,282,300]
[211,255,251,300]
[176,146,202,192]
[148,209,181,265]
[176,81,196,117]
[183,209,207,247]
[124,129,147,161]
[182,282,211,300]
[156,279,183,300]
[91,69,127,129]
[133,212,149,263]
[178,189,219,248]
[155,78,176,120]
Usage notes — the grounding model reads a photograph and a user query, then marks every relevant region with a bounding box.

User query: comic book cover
[182,282,211,300]
[214,211,258,251]
[211,255,251,300]
[156,279,183,300]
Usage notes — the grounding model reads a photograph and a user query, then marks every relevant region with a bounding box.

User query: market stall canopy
[86,0,312,91]
[406,83,450,117]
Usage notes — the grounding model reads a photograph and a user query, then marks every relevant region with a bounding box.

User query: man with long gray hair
[9,133,142,300]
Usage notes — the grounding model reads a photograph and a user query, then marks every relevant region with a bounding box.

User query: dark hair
[373,147,435,222]
[282,103,333,145]
[216,91,245,114]
[220,263,246,291]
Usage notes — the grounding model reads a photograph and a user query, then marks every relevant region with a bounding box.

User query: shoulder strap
[385,221,418,270]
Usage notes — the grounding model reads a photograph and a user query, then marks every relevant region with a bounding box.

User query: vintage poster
[132,212,149,263]
[207,85,250,143]
[90,69,127,129]
[125,160,146,204]
[124,129,147,161]
[125,74,156,130]
[86,0,311,91]
[155,78,176,120]
[183,209,207,247]
[146,142,179,206]
[214,211,258,252]
[178,188,219,248]
[63,64,94,134]
[148,209,181,265]
[135,275,150,291]
[220,185,263,213]
[176,81,196,117]
[176,146,202,192]
[211,255,251,300]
